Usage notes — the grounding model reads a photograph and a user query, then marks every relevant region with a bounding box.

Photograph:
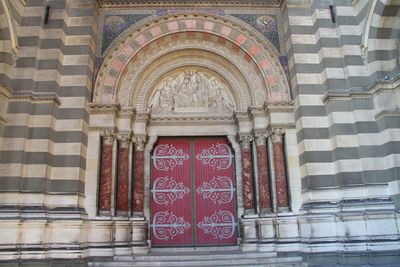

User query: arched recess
[94,13,291,109]
[0,0,19,89]
[361,0,400,72]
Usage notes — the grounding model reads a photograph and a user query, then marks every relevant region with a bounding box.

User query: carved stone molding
[149,114,234,126]
[97,0,283,8]
[133,135,147,151]
[117,131,132,148]
[95,13,290,107]
[89,103,120,115]
[264,101,295,112]
[5,90,61,106]
[270,128,285,143]
[118,107,136,119]
[119,41,255,110]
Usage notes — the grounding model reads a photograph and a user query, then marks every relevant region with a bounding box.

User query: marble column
[132,135,146,216]
[116,132,131,215]
[255,132,271,214]
[99,130,115,214]
[271,128,289,210]
[239,134,255,215]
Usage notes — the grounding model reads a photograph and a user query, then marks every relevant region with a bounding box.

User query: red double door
[150,137,237,246]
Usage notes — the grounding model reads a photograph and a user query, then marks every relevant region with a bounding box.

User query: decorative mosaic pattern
[102,14,151,53]
[231,14,280,51]
[156,8,225,16]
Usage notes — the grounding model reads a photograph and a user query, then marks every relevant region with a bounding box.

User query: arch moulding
[94,13,292,111]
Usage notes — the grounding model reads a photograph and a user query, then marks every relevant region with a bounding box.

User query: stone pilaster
[116,132,131,215]
[270,128,289,211]
[99,129,115,215]
[132,135,147,216]
[255,132,272,215]
[239,134,255,215]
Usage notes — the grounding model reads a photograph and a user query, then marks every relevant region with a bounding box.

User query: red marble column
[255,133,271,214]
[99,131,114,214]
[240,135,255,214]
[271,128,289,210]
[132,136,146,216]
[116,133,131,214]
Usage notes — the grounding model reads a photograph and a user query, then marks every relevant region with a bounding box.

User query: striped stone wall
[0,0,96,212]
[283,0,400,206]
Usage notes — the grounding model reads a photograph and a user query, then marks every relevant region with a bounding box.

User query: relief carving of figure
[149,70,234,114]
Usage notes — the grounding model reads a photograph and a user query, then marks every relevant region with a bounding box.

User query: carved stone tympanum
[149,70,235,114]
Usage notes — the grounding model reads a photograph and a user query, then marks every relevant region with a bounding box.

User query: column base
[259,208,272,217]
[277,206,290,213]
[132,211,145,219]
[242,209,257,218]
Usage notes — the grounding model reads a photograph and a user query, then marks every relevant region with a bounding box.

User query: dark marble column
[116,132,131,215]
[99,130,115,215]
[239,134,255,215]
[132,135,146,216]
[271,128,289,210]
[255,133,271,214]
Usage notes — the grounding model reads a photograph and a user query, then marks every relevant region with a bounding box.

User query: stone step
[89,250,305,267]
[90,257,303,267]
[118,251,277,261]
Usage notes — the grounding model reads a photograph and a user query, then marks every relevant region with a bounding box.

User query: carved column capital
[133,135,147,151]
[254,131,269,146]
[117,131,132,148]
[100,129,116,145]
[270,128,285,143]
[238,134,254,149]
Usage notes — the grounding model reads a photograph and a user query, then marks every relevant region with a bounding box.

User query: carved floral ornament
[149,70,235,115]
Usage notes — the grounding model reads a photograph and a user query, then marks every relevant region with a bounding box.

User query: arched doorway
[88,13,293,251]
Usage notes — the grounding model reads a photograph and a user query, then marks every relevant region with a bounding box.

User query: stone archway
[88,12,294,251]
[93,13,291,107]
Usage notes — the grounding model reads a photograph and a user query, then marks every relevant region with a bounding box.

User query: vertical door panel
[150,138,192,246]
[194,138,237,245]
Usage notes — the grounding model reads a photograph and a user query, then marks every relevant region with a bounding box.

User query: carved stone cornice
[149,114,234,126]
[133,135,147,151]
[264,101,295,112]
[97,0,283,8]
[234,110,250,124]
[89,102,120,115]
[3,89,61,106]
[270,127,285,143]
[100,128,116,145]
[117,131,132,148]
[118,107,136,119]
[322,74,400,104]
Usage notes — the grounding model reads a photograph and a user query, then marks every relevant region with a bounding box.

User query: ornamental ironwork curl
[152,144,189,171]
[195,143,233,170]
